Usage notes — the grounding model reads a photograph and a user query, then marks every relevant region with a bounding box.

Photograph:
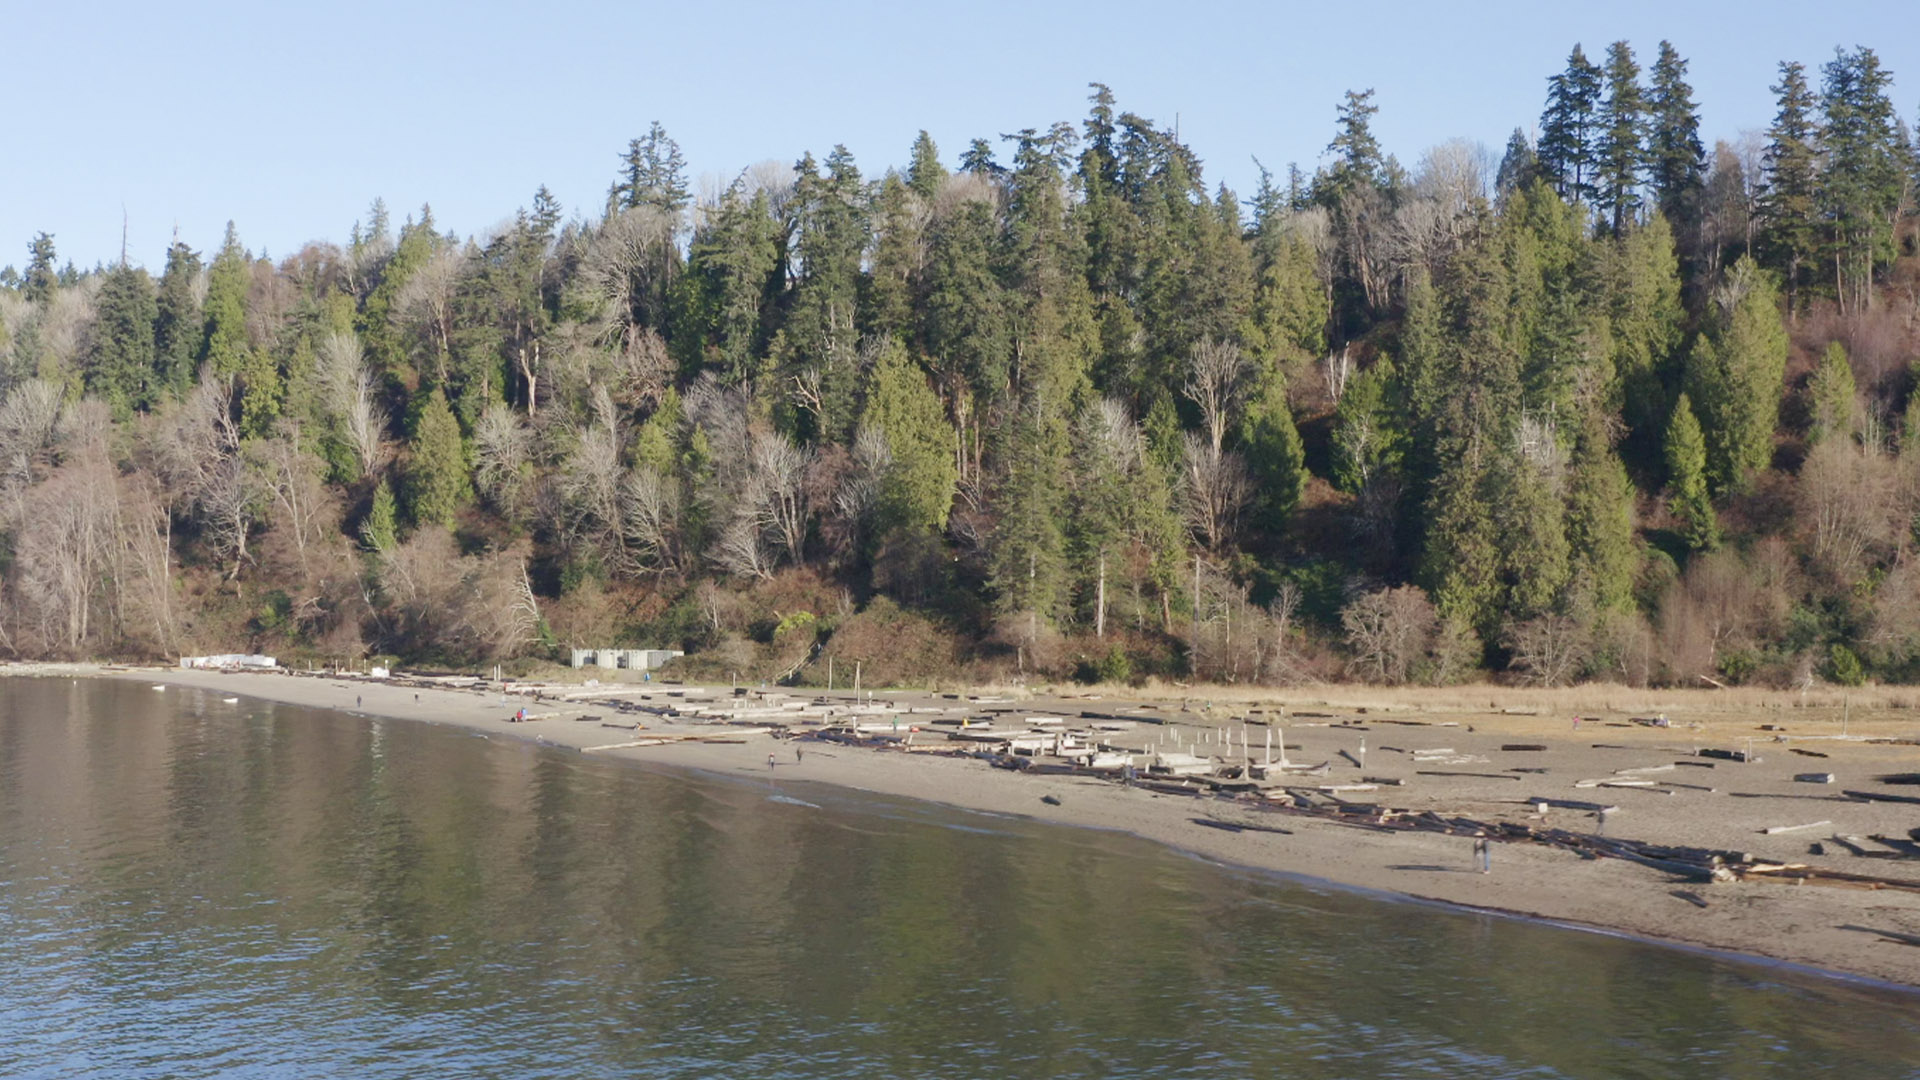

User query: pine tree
[906,130,946,200]
[1760,62,1819,312]
[84,264,157,415]
[1664,393,1718,551]
[405,388,471,528]
[615,122,690,215]
[1686,257,1787,493]
[1594,41,1646,237]
[362,476,399,552]
[152,241,203,397]
[22,233,57,303]
[1645,41,1705,235]
[202,223,251,378]
[1538,45,1603,203]
[1238,368,1306,532]
[779,147,869,443]
[862,174,919,342]
[1808,341,1857,446]
[862,341,957,533]
[1495,129,1539,199]
[678,183,781,382]
[1819,47,1905,312]
[1564,408,1637,612]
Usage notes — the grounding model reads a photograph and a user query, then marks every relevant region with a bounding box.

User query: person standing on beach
[767,752,776,771]
[794,745,803,764]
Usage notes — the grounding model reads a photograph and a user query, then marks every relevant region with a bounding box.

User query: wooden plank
[1762,820,1832,835]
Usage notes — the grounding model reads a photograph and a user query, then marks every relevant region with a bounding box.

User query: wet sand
[35,663,1920,990]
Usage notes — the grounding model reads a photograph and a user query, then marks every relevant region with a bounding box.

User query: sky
[8,0,1920,272]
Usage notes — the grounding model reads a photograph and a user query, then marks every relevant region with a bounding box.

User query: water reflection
[1,678,1916,1079]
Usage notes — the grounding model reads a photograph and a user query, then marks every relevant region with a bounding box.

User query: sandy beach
[20,662,1920,991]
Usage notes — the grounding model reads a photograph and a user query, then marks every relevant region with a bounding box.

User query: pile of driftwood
[1217,789,1920,894]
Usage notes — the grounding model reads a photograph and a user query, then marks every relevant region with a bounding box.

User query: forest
[3,41,1918,690]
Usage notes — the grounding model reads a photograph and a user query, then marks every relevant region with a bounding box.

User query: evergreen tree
[1594,41,1647,236]
[862,174,919,342]
[1238,368,1307,532]
[405,387,470,528]
[362,476,399,552]
[779,147,869,442]
[84,264,157,414]
[958,138,1001,176]
[1495,129,1539,199]
[615,121,690,215]
[1819,47,1905,312]
[862,341,957,533]
[1564,408,1637,612]
[678,183,781,382]
[1538,45,1603,202]
[1664,392,1719,551]
[22,233,57,303]
[1686,257,1787,493]
[906,130,947,200]
[1645,41,1706,236]
[1760,62,1819,312]
[152,241,203,397]
[923,195,1010,438]
[1808,341,1856,445]
[1608,213,1684,445]
[202,223,251,378]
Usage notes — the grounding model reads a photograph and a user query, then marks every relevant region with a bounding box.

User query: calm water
[3,679,1918,1078]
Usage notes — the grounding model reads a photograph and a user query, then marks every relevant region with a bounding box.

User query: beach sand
[29,663,1920,990]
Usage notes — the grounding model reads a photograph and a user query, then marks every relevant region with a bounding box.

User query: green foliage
[152,242,203,397]
[405,388,470,528]
[863,341,958,533]
[1239,368,1306,532]
[1538,45,1603,203]
[1686,258,1787,493]
[1664,393,1719,552]
[1646,41,1706,231]
[1808,342,1856,445]
[1594,41,1646,235]
[84,264,157,415]
[362,477,398,552]
[1759,62,1820,307]
[1827,642,1866,687]
[1565,410,1636,612]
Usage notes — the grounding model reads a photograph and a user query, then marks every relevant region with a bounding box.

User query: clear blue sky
[10,0,1920,271]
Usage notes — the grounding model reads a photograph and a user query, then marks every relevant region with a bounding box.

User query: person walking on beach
[355,694,361,709]
[767,752,777,771]
[794,745,803,764]
[1474,838,1491,874]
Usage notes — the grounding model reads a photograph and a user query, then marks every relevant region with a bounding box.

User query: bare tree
[619,465,682,574]
[1184,339,1250,455]
[1181,432,1248,551]
[0,379,65,509]
[752,433,812,565]
[1341,585,1439,684]
[473,404,533,515]
[394,247,464,379]
[1504,613,1589,687]
[249,427,331,575]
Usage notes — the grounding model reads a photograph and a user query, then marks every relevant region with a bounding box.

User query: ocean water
[1,677,1916,1079]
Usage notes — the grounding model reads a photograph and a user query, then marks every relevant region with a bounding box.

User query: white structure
[179,654,278,670]
[568,648,685,670]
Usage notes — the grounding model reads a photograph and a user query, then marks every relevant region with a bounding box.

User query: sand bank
[31,663,1920,990]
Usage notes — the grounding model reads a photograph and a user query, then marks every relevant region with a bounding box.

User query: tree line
[4,43,1920,689]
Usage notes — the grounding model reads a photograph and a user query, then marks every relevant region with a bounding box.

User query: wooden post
[854,661,862,692]
[828,656,835,692]
[1096,552,1107,640]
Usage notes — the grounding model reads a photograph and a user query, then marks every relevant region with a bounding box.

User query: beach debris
[1874,773,1920,785]
[1762,820,1832,835]
[1844,789,1920,805]
[1790,748,1830,758]
[1696,748,1759,763]
[1793,772,1836,784]
[1041,794,1063,806]
[1501,744,1549,752]
[1671,890,1710,908]
[1418,770,1520,781]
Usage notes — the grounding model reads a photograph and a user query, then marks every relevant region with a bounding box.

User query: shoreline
[21,662,1920,992]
